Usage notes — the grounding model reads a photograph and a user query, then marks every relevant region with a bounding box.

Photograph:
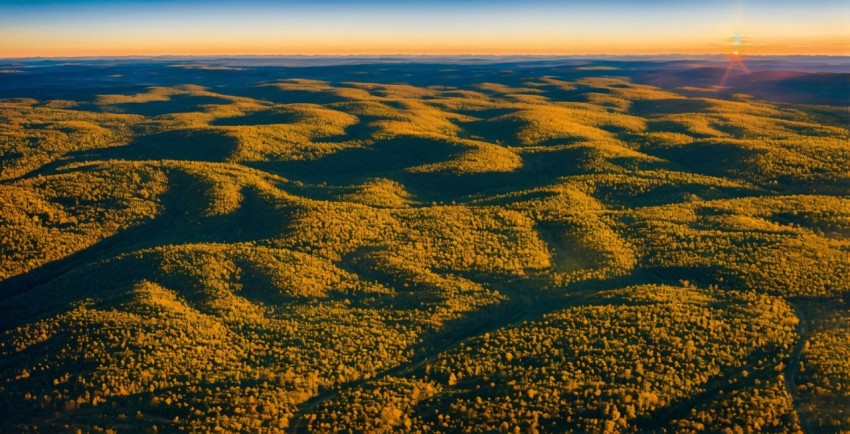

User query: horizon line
[3,53,850,60]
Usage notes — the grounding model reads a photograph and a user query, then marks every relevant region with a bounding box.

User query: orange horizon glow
[3,39,848,59]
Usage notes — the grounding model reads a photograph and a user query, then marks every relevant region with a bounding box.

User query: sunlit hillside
[0,58,848,433]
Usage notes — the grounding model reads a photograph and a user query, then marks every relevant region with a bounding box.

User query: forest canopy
[0,58,848,433]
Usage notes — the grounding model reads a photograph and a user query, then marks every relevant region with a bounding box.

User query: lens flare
[720,32,751,87]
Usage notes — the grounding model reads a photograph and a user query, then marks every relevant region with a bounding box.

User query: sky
[0,0,848,57]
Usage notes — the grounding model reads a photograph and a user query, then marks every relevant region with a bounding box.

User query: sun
[720,32,751,87]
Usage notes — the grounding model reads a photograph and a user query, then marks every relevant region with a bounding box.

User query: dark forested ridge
[0,57,848,433]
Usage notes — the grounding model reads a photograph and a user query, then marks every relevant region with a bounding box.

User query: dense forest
[0,58,848,433]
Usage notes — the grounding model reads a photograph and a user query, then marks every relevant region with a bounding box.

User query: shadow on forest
[630,98,713,116]
[84,129,239,162]
[0,170,294,327]
[3,129,240,183]
[105,94,232,117]
[632,345,787,431]
[210,109,299,126]
[246,136,463,185]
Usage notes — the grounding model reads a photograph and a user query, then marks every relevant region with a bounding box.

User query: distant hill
[640,65,850,105]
